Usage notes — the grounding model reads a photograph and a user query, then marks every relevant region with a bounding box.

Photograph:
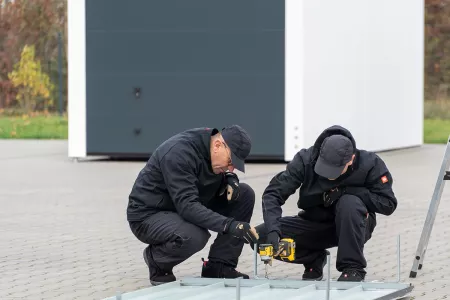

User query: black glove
[219,172,240,202]
[225,220,259,244]
[267,231,280,253]
[323,187,344,207]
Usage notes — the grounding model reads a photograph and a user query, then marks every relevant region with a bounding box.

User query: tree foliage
[8,45,54,113]
[0,0,66,111]
[0,0,448,109]
[425,0,450,100]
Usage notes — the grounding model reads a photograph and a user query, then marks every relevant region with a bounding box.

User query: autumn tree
[0,0,22,108]
[425,0,450,100]
[8,45,54,113]
[0,0,66,111]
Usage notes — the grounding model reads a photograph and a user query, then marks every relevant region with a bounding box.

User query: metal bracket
[134,87,141,99]
[444,171,450,180]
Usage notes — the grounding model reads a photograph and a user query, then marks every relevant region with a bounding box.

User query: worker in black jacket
[254,125,397,282]
[127,125,258,286]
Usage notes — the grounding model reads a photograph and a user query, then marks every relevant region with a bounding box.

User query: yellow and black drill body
[258,238,296,278]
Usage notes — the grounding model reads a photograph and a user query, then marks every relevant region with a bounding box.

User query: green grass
[424,100,450,143]
[424,118,450,144]
[0,114,67,139]
[424,100,450,119]
[0,113,447,143]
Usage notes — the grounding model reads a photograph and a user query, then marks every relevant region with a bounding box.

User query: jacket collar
[199,127,219,162]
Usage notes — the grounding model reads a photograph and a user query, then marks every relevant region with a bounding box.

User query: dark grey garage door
[85,0,285,159]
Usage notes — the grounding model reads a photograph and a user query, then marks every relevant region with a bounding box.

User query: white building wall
[68,0,87,158]
[285,0,424,160]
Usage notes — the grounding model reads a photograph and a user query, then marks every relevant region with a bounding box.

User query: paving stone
[1,141,449,299]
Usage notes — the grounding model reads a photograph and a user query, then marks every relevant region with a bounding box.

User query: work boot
[201,258,249,279]
[337,269,365,282]
[143,246,176,286]
[302,251,328,281]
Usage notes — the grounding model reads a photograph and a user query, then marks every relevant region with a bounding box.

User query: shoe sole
[143,248,149,267]
[150,280,167,286]
[142,248,150,268]
[143,247,152,284]
[337,279,364,282]
[302,276,323,281]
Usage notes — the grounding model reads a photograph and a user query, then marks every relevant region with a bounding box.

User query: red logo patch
[381,176,388,183]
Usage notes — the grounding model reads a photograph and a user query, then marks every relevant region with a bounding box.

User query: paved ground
[1,140,450,299]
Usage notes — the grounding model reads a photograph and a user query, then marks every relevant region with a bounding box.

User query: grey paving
[0,140,449,299]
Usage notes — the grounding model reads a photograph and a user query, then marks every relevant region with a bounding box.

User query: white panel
[302,0,369,151]
[364,0,424,151]
[68,0,87,158]
[284,0,305,161]
[286,0,424,159]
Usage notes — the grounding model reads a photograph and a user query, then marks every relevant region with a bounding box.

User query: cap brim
[314,157,344,179]
[230,151,245,173]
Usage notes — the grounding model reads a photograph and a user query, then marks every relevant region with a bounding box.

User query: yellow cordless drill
[258,238,296,278]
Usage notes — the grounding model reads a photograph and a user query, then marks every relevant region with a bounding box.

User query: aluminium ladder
[410,135,450,278]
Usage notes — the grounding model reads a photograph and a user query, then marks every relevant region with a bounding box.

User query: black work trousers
[129,183,255,273]
[254,194,376,273]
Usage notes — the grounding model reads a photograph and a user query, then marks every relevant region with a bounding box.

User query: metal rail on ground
[104,235,413,300]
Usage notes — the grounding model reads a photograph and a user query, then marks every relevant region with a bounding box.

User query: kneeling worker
[127,125,259,285]
[255,125,398,282]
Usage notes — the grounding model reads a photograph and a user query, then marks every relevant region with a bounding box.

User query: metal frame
[410,135,450,278]
[179,277,413,291]
[107,278,413,300]
[106,242,413,300]
[103,223,412,300]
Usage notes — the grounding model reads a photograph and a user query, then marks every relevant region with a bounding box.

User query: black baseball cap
[221,125,252,173]
[314,135,354,179]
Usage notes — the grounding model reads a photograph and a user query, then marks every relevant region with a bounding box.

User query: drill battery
[278,238,296,261]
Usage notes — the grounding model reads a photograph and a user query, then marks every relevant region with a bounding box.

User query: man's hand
[225,220,259,244]
[267,231,280,252]
[220,172,240,202]
[323,187,344,207]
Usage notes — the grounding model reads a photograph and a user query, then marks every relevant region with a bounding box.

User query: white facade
[285,0,424,161]
[68,0,86,158]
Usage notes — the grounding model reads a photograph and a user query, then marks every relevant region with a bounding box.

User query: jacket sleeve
[262,150,306,235]
[160,146,233,233]
[344,155,397,215]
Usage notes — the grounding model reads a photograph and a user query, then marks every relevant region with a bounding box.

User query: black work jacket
[127,127,232,233]
[262,125,398,235]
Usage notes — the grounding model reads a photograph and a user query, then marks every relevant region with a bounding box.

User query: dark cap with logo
[221,125,252,173]
[314,135,354,179]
